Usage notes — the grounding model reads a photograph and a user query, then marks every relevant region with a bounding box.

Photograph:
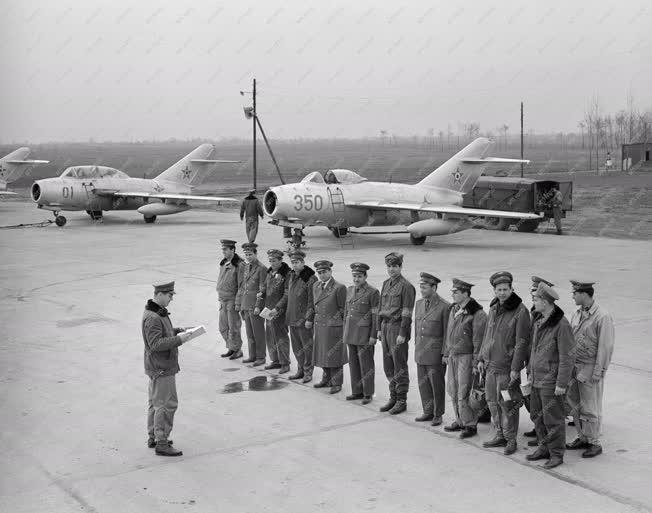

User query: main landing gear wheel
[144,215,157,224]
[86,210,103,220]
[409,234,426,245]
[55,215,67,227]
[484,216,510,231]
[516,219,540,232]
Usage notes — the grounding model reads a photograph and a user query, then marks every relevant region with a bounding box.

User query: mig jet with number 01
[31,144,240,226]
[0,147,49,195]
[263,138,542,245]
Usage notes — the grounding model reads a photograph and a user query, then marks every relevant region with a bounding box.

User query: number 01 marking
[293,194,323,211]
[62,186,73,199]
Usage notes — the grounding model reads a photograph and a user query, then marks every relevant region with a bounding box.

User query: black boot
[526,447,550,461]
[379,398,396,412]
[155,441,182,456]
[389,400,407,415]
[288,372,304,380]
[566,438,590,450]
[221,350,234,358]
[523,429,537,438]
[582,444,603,458]
[459,426,477,439]
[415,413,434,422]
[229,350,243,360]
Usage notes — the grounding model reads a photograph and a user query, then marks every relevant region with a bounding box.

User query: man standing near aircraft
[343,262,379,404]
[414,273,450,426]
[273,250,317,382]
[566,280,615,459]
[240,189,264,243]
[142,281,192,457]
[312,260,348,394]
[217,239,243,360]
[478,272,531,455]
[443,279,487,439]
[377,252,416,415]
[236,243,267,366]
[263,249,291,374]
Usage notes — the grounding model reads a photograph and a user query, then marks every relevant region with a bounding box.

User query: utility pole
[252,78,257,190]
[520,101,524,178]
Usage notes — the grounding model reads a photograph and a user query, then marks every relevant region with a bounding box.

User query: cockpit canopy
[300,169,367,185]
[60,166,129,179]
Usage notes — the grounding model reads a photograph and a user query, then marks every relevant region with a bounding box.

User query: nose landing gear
[52,211,67,227]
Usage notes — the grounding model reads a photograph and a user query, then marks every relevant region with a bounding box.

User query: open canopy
[300,169,367,185]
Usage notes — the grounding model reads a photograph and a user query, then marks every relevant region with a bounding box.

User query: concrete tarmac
[1,201,651,513]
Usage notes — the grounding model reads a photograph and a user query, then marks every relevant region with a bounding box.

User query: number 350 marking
[294,194,323,211]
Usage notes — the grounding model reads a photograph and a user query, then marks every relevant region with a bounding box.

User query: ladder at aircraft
[327,187,354,249]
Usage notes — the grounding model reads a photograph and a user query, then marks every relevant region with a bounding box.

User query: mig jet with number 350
[263,138,542,245]
[31,144,240,226]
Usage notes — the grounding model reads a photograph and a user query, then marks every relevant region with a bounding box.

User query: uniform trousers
[417,361,446,417]
[348,344,375,396]
[380,320,409,401]
[147,374,178,442]
[241,309,266,360]
[485,369,519,441]
[218,298,242,352]
[530,386,566,458]
[446,353,477,427]
[289,325,313,376]
[265,317,290,365]
[567,374,604,444]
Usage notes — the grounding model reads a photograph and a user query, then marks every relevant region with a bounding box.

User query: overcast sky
[1,0,650,143]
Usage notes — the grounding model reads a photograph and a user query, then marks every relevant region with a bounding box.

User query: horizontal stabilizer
[6,159,49,164]
[460,157,530,164]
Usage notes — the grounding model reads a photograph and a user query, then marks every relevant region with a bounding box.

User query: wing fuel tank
[407,218,472,237]
[137,203,190,216]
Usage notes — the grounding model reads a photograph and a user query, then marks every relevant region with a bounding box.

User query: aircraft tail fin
[0,147,49,184]
[418,138,529,193]
[155,144,239,186]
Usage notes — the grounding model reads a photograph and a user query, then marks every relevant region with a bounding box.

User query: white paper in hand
[258,307,275,320]
[182,325,206,341]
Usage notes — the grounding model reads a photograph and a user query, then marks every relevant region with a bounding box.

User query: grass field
[2,140,650,240]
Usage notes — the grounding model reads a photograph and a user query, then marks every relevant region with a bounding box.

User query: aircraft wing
[6,160,50,164]
[349,201,542,220]
[460,157,530,164]
[191,159,241,164]
[112,191,240,202]
[0,191,17,196]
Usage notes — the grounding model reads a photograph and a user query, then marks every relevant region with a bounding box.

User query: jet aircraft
[31,144,240,226]
[0,147,49,195]
[263,138,542,245]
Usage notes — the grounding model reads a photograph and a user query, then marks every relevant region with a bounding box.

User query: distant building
[622,142,652,171]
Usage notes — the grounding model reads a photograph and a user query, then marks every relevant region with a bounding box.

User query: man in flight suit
[343,262,380,404]
[240,189,264,243]
[377,252,416,415]
[216,239,243,360]
[414,273,450,426]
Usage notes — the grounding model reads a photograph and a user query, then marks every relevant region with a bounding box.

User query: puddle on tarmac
[222,375,289,393]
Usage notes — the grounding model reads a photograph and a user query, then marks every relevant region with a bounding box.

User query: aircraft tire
[483,217,510,231]
[410,234,427,245]
[144,215,157,224]
[55,215,67,227]
[87,210,103,220]
[516,219,540,232]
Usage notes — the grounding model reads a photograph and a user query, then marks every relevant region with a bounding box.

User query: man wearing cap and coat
[142,281,192,456]
[377,252,416,415]
[312,260,348,394]
[414,273,450,426]
[240,190,264,243]
[478,271,531,455]
[566,280,615,458]
[263,249,291,374]
[216,240,243,360]
[443,278,487,438]
[343,262,379,404]
[526,283,576,469]
[236,242,267,366]
[274,250,317,382]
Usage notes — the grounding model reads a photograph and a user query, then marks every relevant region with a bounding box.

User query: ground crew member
[343,262,379,404]
[377,252,416,415]
[566,280,615,458]
[274,250,317,382]
[263,249,291,374]
[443,278,487,439]
[478,272,531,455]
[414,273,450,426]
[526,283,576,469]
[236,242,267,366]
[142,281,192,457]
[312,260,348,394]
[551,186,563,235]
[240,189,264,243]
[216,239,243,360]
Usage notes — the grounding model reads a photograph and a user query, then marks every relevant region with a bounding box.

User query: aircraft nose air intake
[263,190,278,217]
[31,182,41,202]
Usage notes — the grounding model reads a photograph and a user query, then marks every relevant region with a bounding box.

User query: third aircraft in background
[263,138,541,245]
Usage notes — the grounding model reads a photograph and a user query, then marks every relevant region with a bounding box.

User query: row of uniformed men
[215,240,615,469]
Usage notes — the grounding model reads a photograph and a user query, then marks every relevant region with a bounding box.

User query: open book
[181,325,206,341]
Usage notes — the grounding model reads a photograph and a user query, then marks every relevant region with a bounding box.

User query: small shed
[622,142,652,171]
